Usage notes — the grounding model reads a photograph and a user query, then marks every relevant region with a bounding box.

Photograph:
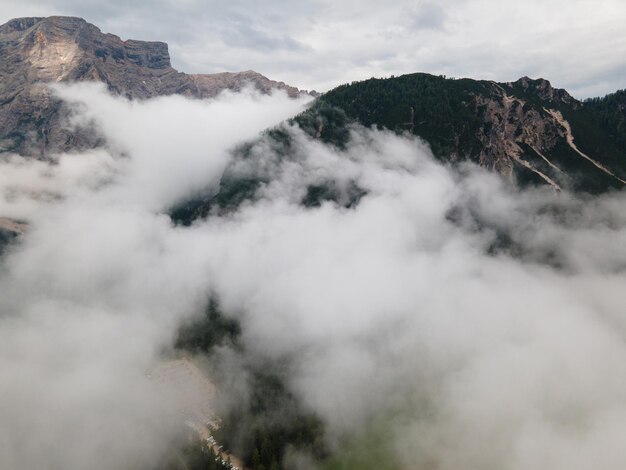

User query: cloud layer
[0,84,626,470]
[0,85,309,470]
[189,125,626,469]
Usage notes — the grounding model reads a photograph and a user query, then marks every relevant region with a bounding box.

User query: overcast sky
[1,0,625,98]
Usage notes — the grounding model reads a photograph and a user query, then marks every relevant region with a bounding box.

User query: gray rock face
[0,16,312,157]
[511,76,577,106]
[474,78,624,190]
[474,81,569,176]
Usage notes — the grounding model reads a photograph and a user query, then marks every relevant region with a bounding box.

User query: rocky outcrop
[474,82,568,180]
[475,78,624,190]
[190,70,312,99]
[508,76,578,107]
[0,16,312,157]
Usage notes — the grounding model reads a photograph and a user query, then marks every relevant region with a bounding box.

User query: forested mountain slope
[299,73,626,193]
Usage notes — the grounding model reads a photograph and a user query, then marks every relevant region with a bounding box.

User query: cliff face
[469,77,625,191]
[309,73,626,193]
[0,17,178,89]
[0,16,310,157]
[473,79,573,181]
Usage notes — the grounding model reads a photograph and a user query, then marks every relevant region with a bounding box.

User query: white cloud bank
[0,84,625,470]
[0,85,310,470]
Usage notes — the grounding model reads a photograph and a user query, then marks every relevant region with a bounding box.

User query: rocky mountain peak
[0,16,312,157]
[0,16,174,84]
[510,76,577,105]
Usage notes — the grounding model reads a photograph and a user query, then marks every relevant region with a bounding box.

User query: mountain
[297,73,626,193]
[170,74,626,226]
[1,16,623,193]
[0,16,313,157]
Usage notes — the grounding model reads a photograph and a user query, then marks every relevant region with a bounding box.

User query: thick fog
[1,84,626,470]
[0,85,310,470]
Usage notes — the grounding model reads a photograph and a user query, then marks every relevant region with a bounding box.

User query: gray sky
[1,0,625,98]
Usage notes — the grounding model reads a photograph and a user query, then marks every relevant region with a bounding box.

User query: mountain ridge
[0,16,624,194]
[0,16,314,157]
[297,72,626,193]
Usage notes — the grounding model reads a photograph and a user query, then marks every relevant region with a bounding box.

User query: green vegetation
[168,129,367,226]
[556,99,626,190]
[321,416,402,470]
[293,73,626,193]
[174,298,326,470]
[585,89,626,150]
[298,73,490,160]
[175,297,241,352]
[216,370,327,470]
[293,102,352,148]
[169,176,263,226]
[169,73,626,226]
[166,74,626,470]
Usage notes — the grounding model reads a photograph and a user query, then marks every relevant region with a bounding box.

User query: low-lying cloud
[1,83,626,470]
[0,85,310,470]
[191,126,626,470]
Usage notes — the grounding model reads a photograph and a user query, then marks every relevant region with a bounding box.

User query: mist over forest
[0,83,625,470]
